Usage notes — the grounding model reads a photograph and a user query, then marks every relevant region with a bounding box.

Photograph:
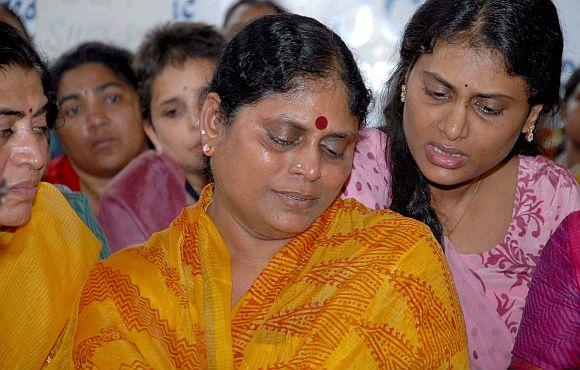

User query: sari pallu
[74,185,468,368]
[0,183,101,368]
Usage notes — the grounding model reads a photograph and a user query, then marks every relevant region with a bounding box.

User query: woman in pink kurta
[341,1,580,369]
[343,128,579,369]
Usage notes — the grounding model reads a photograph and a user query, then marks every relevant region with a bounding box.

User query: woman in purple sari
[509,210,580,369]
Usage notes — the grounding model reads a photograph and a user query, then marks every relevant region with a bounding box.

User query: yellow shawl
[74,186,468,368]
[0,182,101,368]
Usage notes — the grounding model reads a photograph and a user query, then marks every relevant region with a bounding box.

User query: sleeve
[341,128,391,210]
[510,215,580,368]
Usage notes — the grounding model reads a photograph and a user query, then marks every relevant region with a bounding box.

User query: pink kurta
[342,128,580,369]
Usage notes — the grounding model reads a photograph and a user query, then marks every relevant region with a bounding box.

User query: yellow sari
[0,182,101,368]
[74,185,468,368]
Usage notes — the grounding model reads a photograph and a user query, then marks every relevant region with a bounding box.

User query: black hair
[0,5,30,39]
[50,42,138,94]
[133,22,225,121]
[210,13,370,126]
[563,68,580,104]
[205,13,371,180]
[0,22,57,128]
[383,0,563,245]
[223,0,286,28]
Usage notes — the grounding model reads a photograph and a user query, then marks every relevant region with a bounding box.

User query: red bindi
[29,108,33,113]
[315,116,328,130]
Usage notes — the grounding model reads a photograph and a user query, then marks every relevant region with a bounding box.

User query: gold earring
[526,123,535,142]
[400,84,407,103]
[203,143,212,154]
[201,129,206,135]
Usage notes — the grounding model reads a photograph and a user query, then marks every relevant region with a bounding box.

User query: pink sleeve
[341,128,392,210]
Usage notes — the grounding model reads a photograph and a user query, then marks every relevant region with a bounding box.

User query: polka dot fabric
[341,128,391,209]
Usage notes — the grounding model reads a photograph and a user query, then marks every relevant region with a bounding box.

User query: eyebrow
[159,97,180,106]
[0,101,48,119]
[422,70,514,100]
[58,82,125,105]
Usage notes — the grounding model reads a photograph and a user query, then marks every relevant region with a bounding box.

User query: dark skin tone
[199,79,358,306]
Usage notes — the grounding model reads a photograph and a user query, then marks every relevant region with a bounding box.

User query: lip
[91,138,116,151]
[425,142,469,170]
[273,190,318,209]
[8,180,39,200]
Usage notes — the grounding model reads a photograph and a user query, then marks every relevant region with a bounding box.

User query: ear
[522,104,543,134]
[199,92,225,156]
[143,120,163,153]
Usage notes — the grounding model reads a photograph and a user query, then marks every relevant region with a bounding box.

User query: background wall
[2,0,579,124]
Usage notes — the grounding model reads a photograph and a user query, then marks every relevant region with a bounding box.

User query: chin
[0,211,32,228]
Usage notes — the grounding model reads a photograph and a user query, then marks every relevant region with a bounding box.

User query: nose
[10,131,47,171]
[290,146,322,182]
[437,102,469,141]
[87,101,108,129]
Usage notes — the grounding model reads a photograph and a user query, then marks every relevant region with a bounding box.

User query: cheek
[323,161,353,189]
[58,125,85,146]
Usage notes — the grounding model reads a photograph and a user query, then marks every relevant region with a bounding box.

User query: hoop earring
[526,123,535,142]
[400,84,407,103]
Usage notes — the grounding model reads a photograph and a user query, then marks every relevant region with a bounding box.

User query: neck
[566,139,580,167]
[206,188,288,266]
[73,166,113,215]
[185,171,208,198]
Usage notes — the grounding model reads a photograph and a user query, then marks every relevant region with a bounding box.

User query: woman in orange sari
[0,23,101,367]
[73,14,468,368]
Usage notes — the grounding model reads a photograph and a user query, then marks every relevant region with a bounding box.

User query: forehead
[0,66,45,107]
[232,79,357,131]
[152,59,214,100]
[58,62,131,97]
[229,4,278,25]
[411,40,528,96]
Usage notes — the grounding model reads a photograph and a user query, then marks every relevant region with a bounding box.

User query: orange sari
[0,183,101,368]
[74,185,468,368]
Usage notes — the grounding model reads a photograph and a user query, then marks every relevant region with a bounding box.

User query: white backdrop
[2,0,579,123]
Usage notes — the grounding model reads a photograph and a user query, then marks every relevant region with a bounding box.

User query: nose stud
[295,163,302,168]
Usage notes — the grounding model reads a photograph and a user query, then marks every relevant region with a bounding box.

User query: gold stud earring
[400,84,407,103]
[201,129,206,135]
[526,123,535,142]
[203,143,212,154]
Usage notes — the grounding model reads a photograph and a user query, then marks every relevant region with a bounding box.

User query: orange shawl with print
[74,186,468,368]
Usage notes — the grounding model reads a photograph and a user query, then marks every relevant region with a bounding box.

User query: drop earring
[526,123,535,142]
[400,84,407,103]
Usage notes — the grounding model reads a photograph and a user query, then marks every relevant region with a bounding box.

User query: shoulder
[342,128,392,210]
[520,155,577,187]
[353,128,389,168]
[84,229,173,290]
[332,198,441,257]
[518,155,579,208]
[102,151,184,201]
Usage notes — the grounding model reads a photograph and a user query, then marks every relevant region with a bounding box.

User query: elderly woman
[0,23,101,367]
[343,0,580,368]
[73,14,468,368]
